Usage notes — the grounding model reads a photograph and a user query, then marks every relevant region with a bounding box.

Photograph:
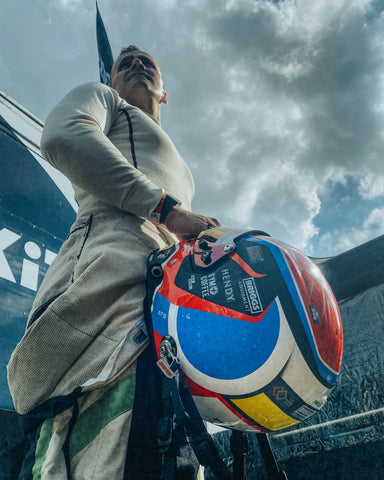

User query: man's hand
[163,205,221,238]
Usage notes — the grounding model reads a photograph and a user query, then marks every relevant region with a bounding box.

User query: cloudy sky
[1,0,384,257]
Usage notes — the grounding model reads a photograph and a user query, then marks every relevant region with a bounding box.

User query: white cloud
[179,0,384,254]
[328,207,384,253]
[359,172,384,200]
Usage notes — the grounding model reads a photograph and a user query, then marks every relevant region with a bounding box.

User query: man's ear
[160,91,167,104]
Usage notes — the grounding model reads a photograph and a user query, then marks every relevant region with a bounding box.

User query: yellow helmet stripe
[231,393,300,431]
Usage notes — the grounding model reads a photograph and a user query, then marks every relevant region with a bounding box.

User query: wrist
[151,194,181,224]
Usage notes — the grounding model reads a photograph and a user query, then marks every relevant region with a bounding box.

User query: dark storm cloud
[150,0,384,252]
[1,0,383,255]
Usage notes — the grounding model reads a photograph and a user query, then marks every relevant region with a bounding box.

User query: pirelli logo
[242,277,263,314]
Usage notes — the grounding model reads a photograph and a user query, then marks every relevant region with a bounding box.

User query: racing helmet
[147,227,343,433]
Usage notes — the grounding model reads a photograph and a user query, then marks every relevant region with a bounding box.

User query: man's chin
[133,78,151,86]
[117,82,153,103]
[125,72,152,83]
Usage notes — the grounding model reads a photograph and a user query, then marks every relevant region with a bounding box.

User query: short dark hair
[118,45,141,56]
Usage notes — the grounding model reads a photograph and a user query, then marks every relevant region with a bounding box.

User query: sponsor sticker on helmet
[309,305,321,323]
[221,268,235,302]
[200,272,219,298]
[240,277,263,314]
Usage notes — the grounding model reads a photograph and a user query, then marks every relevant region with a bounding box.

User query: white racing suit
[7,82,197,479]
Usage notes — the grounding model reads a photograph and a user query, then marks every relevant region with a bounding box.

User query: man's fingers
[206,217,221,229]
[163,206,221,237]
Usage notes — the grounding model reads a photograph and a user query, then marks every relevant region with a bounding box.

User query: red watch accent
[151,194,180,224]
[154,194,167,214]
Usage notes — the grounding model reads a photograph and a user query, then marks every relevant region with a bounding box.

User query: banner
[96,2,114,85]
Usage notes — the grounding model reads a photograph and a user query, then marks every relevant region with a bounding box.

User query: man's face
[110,51,166,105]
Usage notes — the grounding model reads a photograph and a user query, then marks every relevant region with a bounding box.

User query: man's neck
[127,96,161,123]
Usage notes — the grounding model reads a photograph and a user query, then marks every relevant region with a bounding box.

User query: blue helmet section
[152,292,281,380]
[0,113,76,409]
[176,300,280,380]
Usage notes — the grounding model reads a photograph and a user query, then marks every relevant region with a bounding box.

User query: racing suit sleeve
[40,82,163,218]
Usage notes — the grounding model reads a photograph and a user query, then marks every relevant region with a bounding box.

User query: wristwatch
[151,194,181,224]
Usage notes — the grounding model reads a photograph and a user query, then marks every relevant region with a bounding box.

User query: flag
[96,2,114,85]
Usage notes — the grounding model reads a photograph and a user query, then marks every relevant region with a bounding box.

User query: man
[8,45,219,479]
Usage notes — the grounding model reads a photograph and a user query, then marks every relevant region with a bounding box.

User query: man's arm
[41,82,220,236]
[41,82,163,218]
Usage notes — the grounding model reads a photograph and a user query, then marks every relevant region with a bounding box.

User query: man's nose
[131,58,145,69]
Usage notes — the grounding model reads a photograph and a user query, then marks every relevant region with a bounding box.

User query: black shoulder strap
[124,334,200,480]
[256,434,288,480]
[123,345,164,479]
[230,431,248,480]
